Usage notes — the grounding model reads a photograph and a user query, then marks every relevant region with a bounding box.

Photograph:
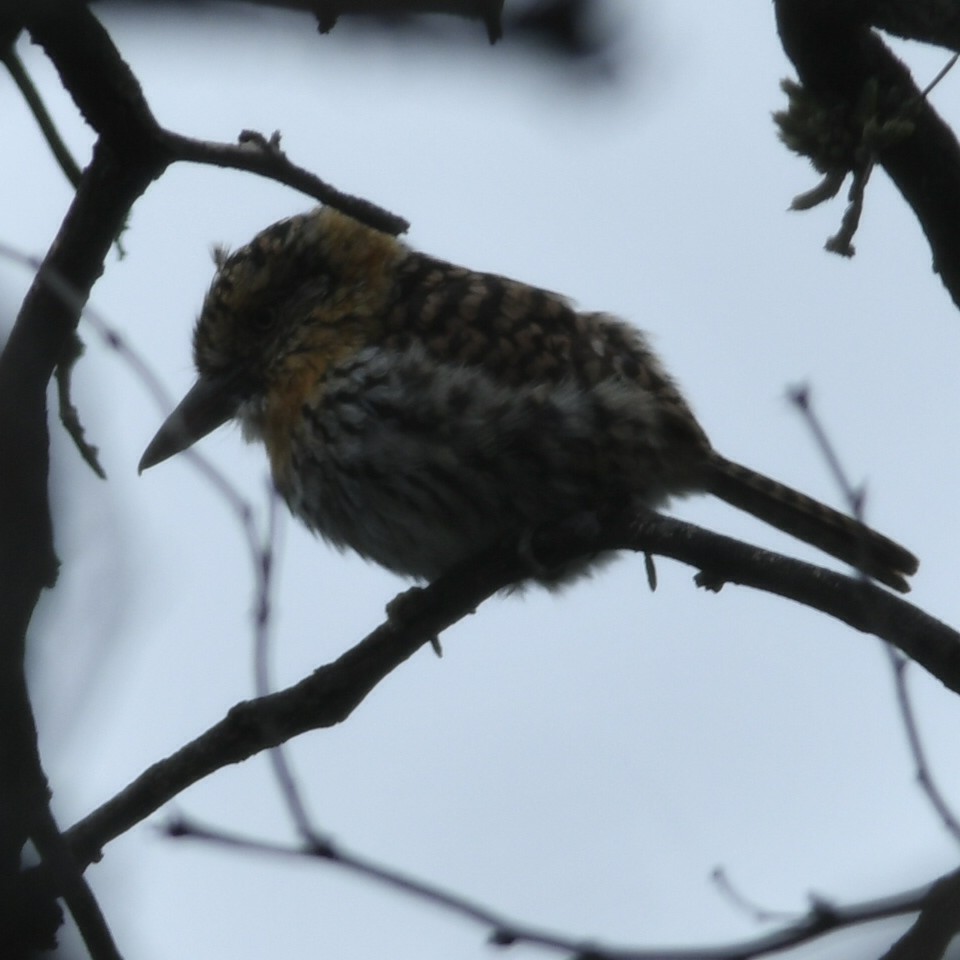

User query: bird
[139,206,918,592]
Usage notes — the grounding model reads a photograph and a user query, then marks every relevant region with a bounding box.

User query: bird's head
[139,207,406,473]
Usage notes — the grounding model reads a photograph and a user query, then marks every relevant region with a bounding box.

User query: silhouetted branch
[0,0,411,950]
[887,649,960,844]
[1,45,82,188]
[162,129,408,235]
[160,815,936,960]
[872,0,960,52]
[774,0,960,308]
[790,385,960,845]
[5,2,960,957]
[52,507,958,876]
[880,867,960,960]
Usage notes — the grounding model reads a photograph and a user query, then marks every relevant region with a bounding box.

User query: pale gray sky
[5,4,960,959]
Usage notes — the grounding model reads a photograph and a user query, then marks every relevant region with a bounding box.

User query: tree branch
[0,3,175,947]
[162,816,940,960]
[775,0,960,309]
[161,129,408,235]
[55,509,960,873]
[1,44,82,188]
[880,866,960,960]
[871,0,960,52]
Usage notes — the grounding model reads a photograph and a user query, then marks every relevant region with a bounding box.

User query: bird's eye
[250,306,276,332]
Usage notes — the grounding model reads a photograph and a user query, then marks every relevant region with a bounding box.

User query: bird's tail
[706,454,918,593]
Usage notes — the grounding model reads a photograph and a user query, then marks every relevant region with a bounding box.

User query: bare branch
[791,386,960,844]
[774,0,960,309]
[49,508,959,877]
[163,816,937,960]
[887,650,960,844]
[310,0,504,42]
[788,385,866,516]
[1,45,82,188]
[161,129,408,235]
[879,867,960,960]
[871,0,960,52]
[54,333,107,479]
[29,805,122,960]
[710,867,799,924]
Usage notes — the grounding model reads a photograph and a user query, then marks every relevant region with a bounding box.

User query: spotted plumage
[141,206,918,591]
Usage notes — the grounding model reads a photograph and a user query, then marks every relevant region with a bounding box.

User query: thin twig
[250,487,325,844]
[161,128,409,236]
[30,804,122,960]
[2,46,83,188]
[885,647,960,846]
[920,53,959,100]
[710,867,799,924]
[166,815,937,960]
[0,242,255,523]
[54,333,107,479]
[790,387,960,843]
[1,244,109,477]
[787,385,865,517]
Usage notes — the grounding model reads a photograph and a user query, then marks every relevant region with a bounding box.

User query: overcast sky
[5,3,960,959]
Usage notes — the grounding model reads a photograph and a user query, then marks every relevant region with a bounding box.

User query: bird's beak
[139,373,241,473]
